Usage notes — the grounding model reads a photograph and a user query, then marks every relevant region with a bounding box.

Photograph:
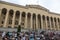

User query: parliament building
[0,1,60,31]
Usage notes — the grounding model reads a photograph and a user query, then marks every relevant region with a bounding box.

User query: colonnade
[0,8,60,30]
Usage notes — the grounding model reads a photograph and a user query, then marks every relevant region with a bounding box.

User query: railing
[0,27,31,32]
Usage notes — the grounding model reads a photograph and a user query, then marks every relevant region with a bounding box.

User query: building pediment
[26,5,49,12]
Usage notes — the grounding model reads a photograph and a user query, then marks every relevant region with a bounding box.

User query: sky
[1,0,60,14]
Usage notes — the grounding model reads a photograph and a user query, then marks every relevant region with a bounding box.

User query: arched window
[9,20,12,24]
[51,17,53,21]
[21,12,26,22]
[1,21,4,24]
[42,15,46,29]
[27,13,31,28]
[47,16,50,28]
[16,11,20,18]
[15,20,18,25]
[54,17,57,29]
[47,16,49,21]
[27,13,31,18]
[22,12,26,17]
[1,8,7,15]
[38,14,41,29]
[9,9,14,17]
[33,13,36,30]
[58,18,59,22]
[9,9,14,25]
[54,17,56,22]
[8,26,11,28]
[21,12,26,28]
[42,15,45,20]
[33,14,36,19]
[50,17,53,28]
[58,18,60,29]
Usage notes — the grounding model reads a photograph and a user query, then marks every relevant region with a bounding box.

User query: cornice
[49,12,60,16]
[0,1,49,12]
[0,1,28,9]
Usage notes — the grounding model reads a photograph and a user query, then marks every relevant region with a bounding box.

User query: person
[25,34,29,40]
[29,34,34,40]
[14,32,17,40]
[6,32,9,37]
[21,34,26,40]
[5,37,8,40]
[2,31,6,40]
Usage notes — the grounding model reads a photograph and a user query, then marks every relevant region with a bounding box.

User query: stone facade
[0,1,60,31]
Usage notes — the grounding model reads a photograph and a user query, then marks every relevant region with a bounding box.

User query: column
[41,15,43,30]
[58,21,60,30]
[25,14,27,29]
[19,12,22,25]
[59,20,60,30]
[55,19,57,30]
[53,18,55,30]
[0,9,1,18]
[31,14,32,30]
[58,19,60,30]
[56,19,59,30]
[44,17,45,30]
[36,14,38,30]
[0,9,2,26]
[3,10,9,27]
[49,17,52,30]
[12,11,16,28]
[45,17,48,30]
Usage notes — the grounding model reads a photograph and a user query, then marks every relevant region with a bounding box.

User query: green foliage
[17,25,21,32]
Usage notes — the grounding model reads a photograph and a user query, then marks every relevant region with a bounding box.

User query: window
[54,17,57,28]
[38,14,41,29]
[15,20,18,25]
[14,26,18,28]
[8,26,11,28]
[58,18,59,22]
[21,23,24,25]
[47,16,50,28]
[2,8,7,15]
[42,15,45,20]
[3,16,5,19]
[16,11,20,16]
[42,15,46,29]
[9,9,14,17]
[51,17,53,28]
[27,13,31,18]
[33,13,36,30]
[33,14,36,19]
[1,21,4,24]
[22,12,26,17]
[9,20,12,24]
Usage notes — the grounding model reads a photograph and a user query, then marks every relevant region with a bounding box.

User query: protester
[0,30,60,40]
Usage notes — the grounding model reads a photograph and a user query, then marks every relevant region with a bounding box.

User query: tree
[17,25,21,32]
[17,25,21,36]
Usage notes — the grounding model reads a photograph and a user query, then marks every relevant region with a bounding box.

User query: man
[21,34,26,40]
[2,31,6,40]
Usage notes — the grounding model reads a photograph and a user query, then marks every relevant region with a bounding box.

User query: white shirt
[21,37,26,40]
[2,32,6,38]
[14,33,17,37]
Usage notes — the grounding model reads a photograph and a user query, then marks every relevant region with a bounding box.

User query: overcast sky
[1,0,60,14]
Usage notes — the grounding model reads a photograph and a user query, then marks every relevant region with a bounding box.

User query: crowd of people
[0,30,60,40]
